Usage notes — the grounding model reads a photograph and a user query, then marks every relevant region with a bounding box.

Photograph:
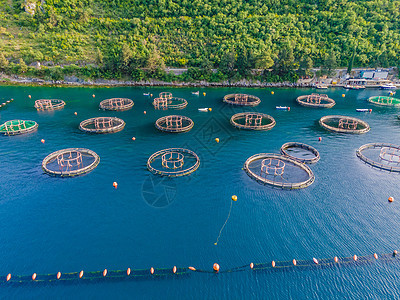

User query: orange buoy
[173,266,177,274]
[92,94,95,98]
[79,270,84,278]
[132,137,136,141]
[215,138,220,143]
[388,197,394,202]
[6,273,11,281]
[57,272,61,279]
[342,94,345,97]
[41,139,45,144]
[250,262,254,269]
[127,268,131,276]
[74,112,77,115]
[292,259,297,266]
[150,267,154,274]
[334,256,339,263]
[353,255,358,261]
[287,107,291,111]
[208,108,212,112]
[213,263,220,272]
[103,269,107,277]
[113,182,118,188]
[374,253,378,259]
[271,261,276,267]
[313,258,319,264]
[144,111,147,114]
[318,137,322,141]
[150,94,153,97]
[393,250,398,256]
[28,95,32,98]
[32,273,37,281]
[188,266,196,271]
[369,109,372,113]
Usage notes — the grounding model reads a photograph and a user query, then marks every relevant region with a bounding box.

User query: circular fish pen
[319,115,370,134]
[280,142,320,164]
[155,115,194,133]
[356,143,400,172]
[147,148,200,177]
[152,93,187,110]
[230,112,276,130]
[296,94,335,108]
[99,98,134,111]
[223,94,261,106]
[79,117,125,134]
[367,96,400,107]
[0,120,38,136]
[243,153,315,189]
[42,148,100,177]
[34,99,65,111]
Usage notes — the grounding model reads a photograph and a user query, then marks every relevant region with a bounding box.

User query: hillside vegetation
[0,0,399,82]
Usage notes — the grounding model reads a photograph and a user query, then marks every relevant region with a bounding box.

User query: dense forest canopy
[0,0,399,81]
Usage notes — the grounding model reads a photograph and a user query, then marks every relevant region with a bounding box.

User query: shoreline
[0,74,317,88]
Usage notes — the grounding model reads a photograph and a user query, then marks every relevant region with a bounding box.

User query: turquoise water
[1,86,400,298]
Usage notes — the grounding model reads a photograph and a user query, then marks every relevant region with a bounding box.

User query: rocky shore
[0,74,315,88]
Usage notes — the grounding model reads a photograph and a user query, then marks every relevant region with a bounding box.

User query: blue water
[1,86,400,298]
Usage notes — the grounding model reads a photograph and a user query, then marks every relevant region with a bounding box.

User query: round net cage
[79,117,125,134]
[99,98,134,111]
[152,94,188,110]
[147,148,200,177]
[223,94,261,106]
[230,112,276,130]
[34,99,66,111]
[280,142,320,164]
[319,115,370,134]
[159,92,173,99]
[0,120,38,136]
[296,94,335,108]
[42,148,100,177]
[367,96,400,107]
[356,143,400,172]
[155,115,194,133]
[244,153,315,189]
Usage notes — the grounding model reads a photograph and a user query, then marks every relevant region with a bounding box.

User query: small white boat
[198,108,209,112]
[192,91,200,95]
[276,106,290,110]
[344,85,365,90]
[143,93,150,96]
[313,258,319,265]
[380,83,397,90]
[356,108,371,112]
[316,84,329,89]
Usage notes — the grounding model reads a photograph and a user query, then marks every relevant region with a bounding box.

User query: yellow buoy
[232,195,237,201]
[271,91,274,95]
[342,94,345,97]
[208,108,212,112]
[215,138,220,143]
[203,92,206,96]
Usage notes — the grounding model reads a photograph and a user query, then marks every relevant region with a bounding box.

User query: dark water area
[1,85,400,298]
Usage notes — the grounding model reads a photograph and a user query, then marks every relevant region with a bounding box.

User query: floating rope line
[214,195,237,246]
[1,252,399,285]
[0,98,14,109]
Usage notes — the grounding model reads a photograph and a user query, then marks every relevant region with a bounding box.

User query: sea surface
[1,85,400,299]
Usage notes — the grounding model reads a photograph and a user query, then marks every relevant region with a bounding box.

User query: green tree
[218,50,236,77]
[120,43,133,74]
[298,56,313,77]
[19,58,27,73]
[323,51,337,76]
[347,47,356,74]
[0,53,9,70]
[254,53,274,69]
[95,47,103,65]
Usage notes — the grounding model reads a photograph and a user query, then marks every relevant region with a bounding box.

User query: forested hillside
[0,0,399,82]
